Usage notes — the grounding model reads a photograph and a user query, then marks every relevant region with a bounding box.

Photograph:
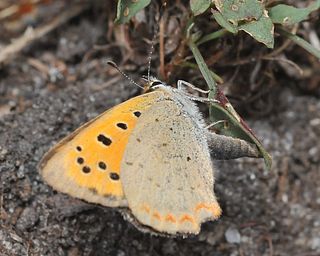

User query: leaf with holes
[115,0,151,24]
[212,0,274,48]
[212,11,238,34]
[213,0,264,25]
[239,10,274,48]
[190,0,211,16]
[269,0,320,26]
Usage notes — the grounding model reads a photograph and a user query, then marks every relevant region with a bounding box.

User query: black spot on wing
[97,134,112,146]
[110,172,120,181]
[134,111,141,117]
[82,166,91,174]
[116,123,128,130]
[77,157,84,164]
[98,161,107,170]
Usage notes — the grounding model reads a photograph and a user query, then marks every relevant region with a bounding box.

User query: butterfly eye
[151,81,163,87]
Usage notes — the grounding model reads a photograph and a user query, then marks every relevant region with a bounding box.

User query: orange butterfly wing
[39,91,162,207]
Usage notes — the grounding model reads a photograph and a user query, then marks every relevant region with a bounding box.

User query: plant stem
[180,61,224,84]
[196,29,228,46]
[279,27,320,59]
[188,38,217,94]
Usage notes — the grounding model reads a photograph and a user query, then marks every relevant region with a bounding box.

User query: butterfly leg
[185,95,220,104]
[206,132,260,159]
[205,120,227,130]
[174,81,219,104]
[177,80,211,94]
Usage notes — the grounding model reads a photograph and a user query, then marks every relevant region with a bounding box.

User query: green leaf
[213,0,264,25]
[212,1,274,48]
[239,11,274,48]
[212,11,238,34]
[115,0,151,24]
[190,0,211,16]
[269,0,320,26]
[196,28,228,45]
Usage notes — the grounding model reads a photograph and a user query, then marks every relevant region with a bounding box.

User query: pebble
[225,227,241,244]
[16,207,39,231]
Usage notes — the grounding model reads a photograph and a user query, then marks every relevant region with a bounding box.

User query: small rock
[0,147,8,161]
[17,165,25,179]
[310,237,320,250]
[116,250,126,256]
[16,207,39,231]
[225,227,241,244]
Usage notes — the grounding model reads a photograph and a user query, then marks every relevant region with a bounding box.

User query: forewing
[39,92,161,207]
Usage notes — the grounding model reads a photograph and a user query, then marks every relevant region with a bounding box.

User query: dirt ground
[1,2,320,256]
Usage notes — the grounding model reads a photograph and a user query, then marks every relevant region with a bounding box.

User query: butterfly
[39,70,260,236]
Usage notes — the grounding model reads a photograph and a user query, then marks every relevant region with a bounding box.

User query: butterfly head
[142,76,167,92]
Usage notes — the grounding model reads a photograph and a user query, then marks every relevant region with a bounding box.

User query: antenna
[146,19,158,82]
[147,1,167,81]
[106,60,144,89]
